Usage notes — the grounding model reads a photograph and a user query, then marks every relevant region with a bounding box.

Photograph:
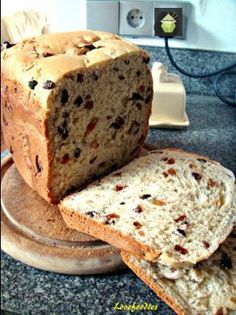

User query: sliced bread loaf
[2,31,152,203]
[121,227,236,315]
[60,149,235,267]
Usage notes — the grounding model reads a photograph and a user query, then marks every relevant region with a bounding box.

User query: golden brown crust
[1,30,146,108]
[121,251,186,315]
[1,76,54,202]
[59,205,161,261]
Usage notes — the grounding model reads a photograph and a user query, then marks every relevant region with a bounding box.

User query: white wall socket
[119,1,154,36]
[87,0,189,39]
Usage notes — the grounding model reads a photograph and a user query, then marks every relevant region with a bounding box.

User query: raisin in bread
[60,149,235,267]
[1,30,152,203]
[121,227,236,315]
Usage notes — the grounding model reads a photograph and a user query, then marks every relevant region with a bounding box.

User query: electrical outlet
[119,1,153,36]
[127,9,145,29]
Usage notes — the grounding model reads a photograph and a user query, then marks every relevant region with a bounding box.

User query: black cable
[164,37,236,106]
[214,71,236,106]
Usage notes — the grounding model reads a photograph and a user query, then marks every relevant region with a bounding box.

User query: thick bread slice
[121,227,236,315]
[60,149,235,267]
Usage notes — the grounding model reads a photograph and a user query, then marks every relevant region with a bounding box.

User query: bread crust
[1,75,56,202]
[121,251,187,315]
[60,205,161,261]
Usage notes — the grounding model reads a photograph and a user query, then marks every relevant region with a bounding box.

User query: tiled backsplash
[143,46,236,98]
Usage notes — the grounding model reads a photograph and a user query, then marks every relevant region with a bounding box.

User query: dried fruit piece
[167,168,176,176]
[192,172,202,181]
[58,122,68,140]
[132,92,144,101]
[152,199,166,206]
[133,221,142,229]
[60,154,70,164]
[133,205,143,213]
[136,103,142,110]
[28,80,38,90]
[84,117,99,137]
[138,230,145,236]
[43,80,55,89]
[61,89,69,104]
[140,194,151,199]
[42,52,53,57]
[110,116,125,129]
[62,112,69,118]
[77,73,84,82]
[143,56,150,64]
[177,229,186,237]
[105,213,120,225]
[208,178,217,188]
[120,202,125,205]
[91,73,98,80]
[168,158,175,164]
[161,157,168,161]
[74,96,83,107]
[174,244,188,255]
[203,241,210,249]
[74,148,81,158]
[86,211,96,217]
[106,213,120,220]
[174,214,187,223]
[85,100,94,109]
[115,184,128,192]
[162,172,168,178]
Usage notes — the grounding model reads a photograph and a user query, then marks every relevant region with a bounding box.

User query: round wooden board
[1,144,156,274]
[1,156,125,274]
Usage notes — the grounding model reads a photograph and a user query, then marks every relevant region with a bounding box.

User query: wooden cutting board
[1,144,157,274]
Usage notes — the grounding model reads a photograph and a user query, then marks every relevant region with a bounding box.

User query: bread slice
[60,149,235,267]
[121,226,236,315]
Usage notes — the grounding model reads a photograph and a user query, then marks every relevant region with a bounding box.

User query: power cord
[164,37,236,107]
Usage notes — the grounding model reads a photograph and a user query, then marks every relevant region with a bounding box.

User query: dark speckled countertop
[1,94,236,315]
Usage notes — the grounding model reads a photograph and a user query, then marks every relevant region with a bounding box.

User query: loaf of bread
[60,149,235,267]
[121,227,236,315]
[1,30,152,203]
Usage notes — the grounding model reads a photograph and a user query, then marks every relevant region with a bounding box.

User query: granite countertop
[1,94,236,315]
